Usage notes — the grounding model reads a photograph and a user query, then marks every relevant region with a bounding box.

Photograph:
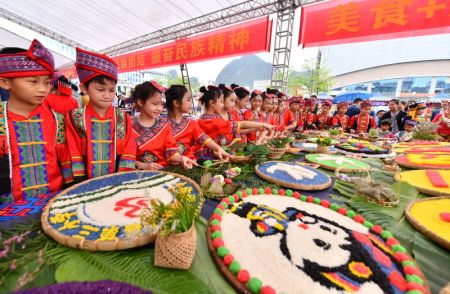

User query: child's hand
[216,148,232,161]
[136,161,163,171]
[181,156,198,170]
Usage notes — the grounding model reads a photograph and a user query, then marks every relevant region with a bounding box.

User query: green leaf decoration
[45,220,234,294]
[0,221,57,293]
[334,180,450,293]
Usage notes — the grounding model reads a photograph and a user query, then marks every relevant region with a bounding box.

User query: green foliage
[316,137,332,146]
[328,129,340,136]
[244,144,268,164]
[44,220,233,294]
[0,221,59,293]
[333,179,450,293]
[268,137,292,148]
[296,57,333,95]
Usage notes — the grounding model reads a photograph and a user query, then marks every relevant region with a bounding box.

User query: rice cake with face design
[208,190,428,294]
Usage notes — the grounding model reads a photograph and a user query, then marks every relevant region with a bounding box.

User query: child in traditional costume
[198,86,272,146]
[166,85,230,160]
[44,75,79,114]
[230,85,249,122]
[66,48,137,180]
[243,90,264,142]
[132,81,197,170]
[408,102,427,123]
[277,91,296,131]
[394,119,417,142]
[304,99,316,129]
[348,101,377,134]
[432,99,450,141]
[313,100,332,130]
[0,40,73,202]
[331,102,349,131]
[289,96,305,132]
[260,92,274,125]
[378,120,394,138]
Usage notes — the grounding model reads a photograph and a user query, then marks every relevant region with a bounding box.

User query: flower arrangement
[413,122,439,141]
[328,129,340,136]
[316,137,333,146]
[267,137,292,148]
[141,183,199,236]
[368,128,379,138]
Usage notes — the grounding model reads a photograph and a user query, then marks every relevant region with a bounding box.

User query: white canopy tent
[0,0,246,67]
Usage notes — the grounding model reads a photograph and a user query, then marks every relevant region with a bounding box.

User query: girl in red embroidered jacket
[313,100,332,130]
[348,101,377,134]
[132,81,197,171]
[165,85,231,161]
[197,86,273,147]
[332,102,350,131]
[229,85,249,122]
[243,90,264,142]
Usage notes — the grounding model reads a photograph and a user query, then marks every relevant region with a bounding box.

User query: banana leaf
[46,219,234,294]
[334,181,450,293]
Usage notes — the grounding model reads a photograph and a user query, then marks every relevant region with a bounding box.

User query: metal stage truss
[270,0,295,93]
[1,0,324,88]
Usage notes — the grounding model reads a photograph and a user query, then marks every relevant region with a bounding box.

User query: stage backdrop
[58,17,272,76]
[114,16,272,73]
[299,0,450,47]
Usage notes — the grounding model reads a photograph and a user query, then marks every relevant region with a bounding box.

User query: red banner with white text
[113,17,272,73]
[299,0,450,47]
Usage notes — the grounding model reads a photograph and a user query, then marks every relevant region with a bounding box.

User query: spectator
[380,98,407,133]
[399,100,408,112]
[376,109,386,125]
[346,98,363,118]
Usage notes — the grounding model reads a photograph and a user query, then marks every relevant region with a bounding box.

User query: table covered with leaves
[1,154,449,294]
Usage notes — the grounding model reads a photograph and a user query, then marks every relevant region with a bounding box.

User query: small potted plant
[316,137,332,154]
[141,183,201,270]
[293,132,307,142]
[413,122,439,141]
[328,129,340,139]
[267,137,292,159]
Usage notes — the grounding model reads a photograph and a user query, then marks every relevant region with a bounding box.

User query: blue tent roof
[435,93,449,99]
[332,92,372,104]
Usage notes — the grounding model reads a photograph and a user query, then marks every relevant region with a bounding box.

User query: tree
[297,56,333,96]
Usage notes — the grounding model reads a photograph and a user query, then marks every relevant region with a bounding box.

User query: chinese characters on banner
[299,0,450,47]
[113,17,272,73]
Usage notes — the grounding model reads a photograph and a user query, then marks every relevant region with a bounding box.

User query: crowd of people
[1,39,449,203]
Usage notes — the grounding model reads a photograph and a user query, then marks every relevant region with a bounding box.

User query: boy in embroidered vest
[66,48,137,181]
[394,119,417,142]
[331,102,349,131]
[349,101,377,134]
[0,40,73,202]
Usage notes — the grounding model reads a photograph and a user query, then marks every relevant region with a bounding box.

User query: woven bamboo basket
[267,147,287,159]
[154,224,197,270]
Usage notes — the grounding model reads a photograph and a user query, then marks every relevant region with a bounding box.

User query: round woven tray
[41,171,202,251]
[395,155,450,170]
[207,222,250,294]
[395,171,450,197]
[207,191,430,294]
[255,161,331,191]
[406,197,450,250]
[305,154,370,172]
[336,148,396,159]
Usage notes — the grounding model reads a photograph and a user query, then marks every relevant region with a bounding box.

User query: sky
[0,8,318,85]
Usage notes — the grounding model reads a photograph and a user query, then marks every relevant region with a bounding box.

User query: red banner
[299,0,450,47]
[113,17,272,73]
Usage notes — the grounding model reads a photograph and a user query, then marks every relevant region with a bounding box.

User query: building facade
[321,34,450,98]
